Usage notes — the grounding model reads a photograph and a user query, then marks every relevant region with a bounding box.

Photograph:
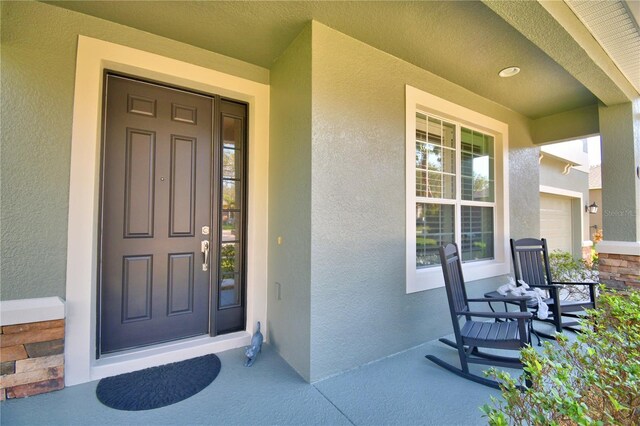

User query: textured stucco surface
[508,145,541,240]
[484,0,631,106]
[48,0,598,119]
[267,25,313,381]
[589,189,603,236]
[531,104,599,145]
[308,22,539,381]
[539,156,589,204]
[0,1,268,300]
[507,110,543,241]
[599,101,640,241]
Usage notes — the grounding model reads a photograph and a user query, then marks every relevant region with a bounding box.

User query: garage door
[540,193,573,254]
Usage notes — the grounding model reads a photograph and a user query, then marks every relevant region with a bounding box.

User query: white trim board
[0,297,65,326]
[597,240,640,256]
[65,36,269,386]
[539,185,583,199]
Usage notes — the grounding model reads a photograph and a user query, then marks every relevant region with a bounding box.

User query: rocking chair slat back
[441,244,469,317]
[510,238,552,285]
[510,237,597,335]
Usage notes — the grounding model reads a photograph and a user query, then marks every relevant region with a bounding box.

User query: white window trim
[406,85,510,293]
[65,36,269,385]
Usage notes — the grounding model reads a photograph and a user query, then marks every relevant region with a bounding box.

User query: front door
[99,75,215,354]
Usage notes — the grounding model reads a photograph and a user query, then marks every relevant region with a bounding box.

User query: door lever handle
[201,240,210,271]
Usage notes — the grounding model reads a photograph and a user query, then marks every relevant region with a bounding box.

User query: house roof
[589,164,602,190]
[46,1,639,121]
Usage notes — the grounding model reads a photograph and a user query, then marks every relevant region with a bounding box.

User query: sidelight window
[218,112,245,311]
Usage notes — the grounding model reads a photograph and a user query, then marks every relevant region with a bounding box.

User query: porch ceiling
[46,1,638,120]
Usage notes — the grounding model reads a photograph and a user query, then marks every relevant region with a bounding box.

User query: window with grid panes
[415,112,495,268]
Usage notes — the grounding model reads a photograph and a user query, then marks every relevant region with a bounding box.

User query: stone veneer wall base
[598,252,640,290]
[0,319,65,399]
[0,297,65,400]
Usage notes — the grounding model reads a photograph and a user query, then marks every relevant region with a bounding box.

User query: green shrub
[548,250,599,283]
[481,288,640,425]
[548,251,599,301]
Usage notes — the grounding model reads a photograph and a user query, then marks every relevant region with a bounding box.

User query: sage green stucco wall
[599,101,640,242]
[308,22,539,381]
[0,1,268,300]
[268,25,313,382]
[531,105,599,145]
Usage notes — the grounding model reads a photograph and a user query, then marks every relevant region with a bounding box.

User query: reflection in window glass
[223,148,236,178]
[416,203,455,268]
[461,128,494,202]
[426,172,456,199]
[221,211,238,242]
[461,206,494,262]
[416,114,455,148]
[219,273,240,307]
[222,116,242,149]
[222,180,238,209]
[416,113,456,200]
[219,243,240,308]
[220,243,238,274]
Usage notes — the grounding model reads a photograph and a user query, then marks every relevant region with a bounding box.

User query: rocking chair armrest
[550,281,597,287]
[456,310,533,320]
[526,283,562,290]
[469,296,531,312]
[467,296,531,303]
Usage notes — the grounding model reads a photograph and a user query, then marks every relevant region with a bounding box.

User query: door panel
[123,128,155,238]
[540,193,573,254]
[100,75,213,354]
[167,253,195,315]
[169,136,197,236]
[122,255,152,322]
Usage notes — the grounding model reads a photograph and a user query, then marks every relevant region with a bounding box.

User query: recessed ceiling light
[499,66,520,78]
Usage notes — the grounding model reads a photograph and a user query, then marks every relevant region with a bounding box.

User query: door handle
[201,240,210,271]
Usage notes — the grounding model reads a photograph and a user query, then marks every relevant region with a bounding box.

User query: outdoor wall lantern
[585,202,599,214]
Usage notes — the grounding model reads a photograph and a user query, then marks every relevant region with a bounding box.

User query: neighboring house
[539,139,591,257]
[589,164,603,239]
[1,1,639,396]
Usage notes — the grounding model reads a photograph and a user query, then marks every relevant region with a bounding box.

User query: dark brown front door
[99,75,213,354]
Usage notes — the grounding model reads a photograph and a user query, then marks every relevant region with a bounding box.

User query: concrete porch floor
[1,338,515,425]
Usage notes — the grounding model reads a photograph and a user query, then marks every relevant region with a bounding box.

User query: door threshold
[89,331,250,382]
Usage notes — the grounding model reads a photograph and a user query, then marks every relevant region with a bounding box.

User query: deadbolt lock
[201,226,210,235]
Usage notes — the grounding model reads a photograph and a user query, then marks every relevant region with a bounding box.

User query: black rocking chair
[425,243,532,389]
[511,238,597,337]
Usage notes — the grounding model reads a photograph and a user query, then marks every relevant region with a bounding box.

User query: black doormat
[96,354,221,411]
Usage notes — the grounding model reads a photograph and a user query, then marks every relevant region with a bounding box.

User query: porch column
[597,100,640,290]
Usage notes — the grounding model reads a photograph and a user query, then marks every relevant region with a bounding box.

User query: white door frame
[65,36,269,385]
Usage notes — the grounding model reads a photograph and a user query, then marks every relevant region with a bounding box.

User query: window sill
[407,259,510,293]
